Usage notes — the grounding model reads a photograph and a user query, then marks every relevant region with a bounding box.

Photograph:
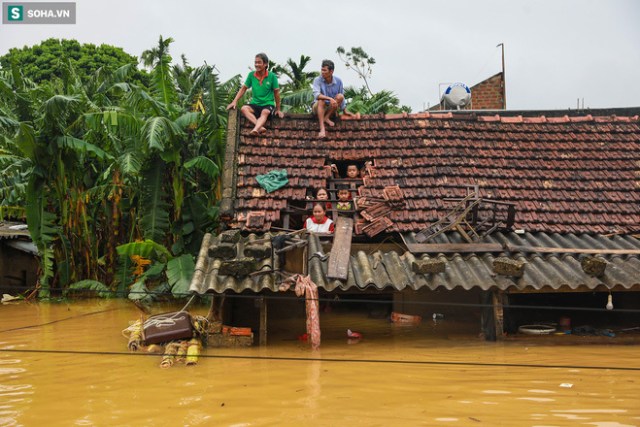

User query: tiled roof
[222,109,640,235]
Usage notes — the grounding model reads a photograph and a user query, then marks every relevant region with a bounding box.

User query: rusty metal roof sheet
[308,232,640,292]
[0,222,30,240]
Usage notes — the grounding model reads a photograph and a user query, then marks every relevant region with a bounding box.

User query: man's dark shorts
[248,104,275,118]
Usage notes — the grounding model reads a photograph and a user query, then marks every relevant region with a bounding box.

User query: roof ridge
[338,112,640,124]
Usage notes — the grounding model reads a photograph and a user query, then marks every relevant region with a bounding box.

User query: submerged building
[190,107,640,343]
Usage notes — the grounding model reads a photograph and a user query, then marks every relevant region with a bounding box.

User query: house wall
[0,242,38,294]
[470,73,505,110]
[428,72,505,111]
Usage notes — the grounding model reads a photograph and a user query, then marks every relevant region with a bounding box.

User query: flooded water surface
[1,299,639,426]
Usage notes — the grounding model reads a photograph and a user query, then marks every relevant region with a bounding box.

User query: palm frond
[15,122,36,159]
[166,254,194,297]
[150,48,178,108]
[281,87,314,113]
[128,87,166,117]
[66,280,111,298]
[183,155,219,179]
[56,136,113,161]
[0,114,19,131]
[114,63,135,82]
[118,151,142,176]
[138,158,171,242]
[26,180,58,295]
[128,280,153,302]
[174,111,200,131]
[116,239,172,261]
[40,94,81,122]
[142,116,181,152]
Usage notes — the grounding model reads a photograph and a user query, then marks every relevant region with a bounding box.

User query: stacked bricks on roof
[412,258,447,274]
[244,241,272,260]
[245,211,265,230]
[361,203,393,222]
[219,257,257,277]
[581,256,608,277]
[362,216,393,237]
[492,257,526,277]
[208,242,237,260]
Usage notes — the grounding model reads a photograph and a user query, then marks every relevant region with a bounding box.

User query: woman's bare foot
[250,128,259,135]
[318,131,326,138]
[259,127,267,134]
[325,118,335,127]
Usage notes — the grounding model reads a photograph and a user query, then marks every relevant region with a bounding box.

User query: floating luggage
[143,311,193,345]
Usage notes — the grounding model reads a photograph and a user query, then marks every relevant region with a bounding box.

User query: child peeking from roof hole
[304,203,335,233]
[336,188,353,211]
[346,164,359,179]
[316,188,332,210]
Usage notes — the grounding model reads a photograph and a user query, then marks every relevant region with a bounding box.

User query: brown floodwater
[0,299,639,427]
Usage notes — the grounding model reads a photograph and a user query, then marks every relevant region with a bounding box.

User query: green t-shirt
[244,71,279,106]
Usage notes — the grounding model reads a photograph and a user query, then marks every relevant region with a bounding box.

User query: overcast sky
[1,0,639,112]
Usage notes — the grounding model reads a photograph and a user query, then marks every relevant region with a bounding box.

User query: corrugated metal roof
[190,230,640,294]
[6,240,37,255]
[0,222,30,240]
[189,232,280,294]
[308,231,640,292]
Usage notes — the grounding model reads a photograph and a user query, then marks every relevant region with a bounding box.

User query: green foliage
[142,116,181,152]
[25,187,58,296]
[139,158,171,242]
[184,155,219,179]
[337,46,376,95]
[280,87,315,114]
[66,280,111,298]
[166,254,194,297]
[128,280,152,302]
[57,136,112,161]
[336,46,411,114]
[344,87,410,114]
[272,55,318,114]
[0,38,148,87]
[116,240,172,262]
[0,36,238,299]
[272,55,318,91]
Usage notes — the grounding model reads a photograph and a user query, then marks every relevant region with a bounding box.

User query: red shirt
[304,216,335,233]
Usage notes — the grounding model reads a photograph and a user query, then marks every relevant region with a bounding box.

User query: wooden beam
[492,290,505,341]
[259,296,267,346]
[219,108,239,219]
[327,216,353,280]
[405,243,504,253]
[406,242,640,255]
[506,245,640,255]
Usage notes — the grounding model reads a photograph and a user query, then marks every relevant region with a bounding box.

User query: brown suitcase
[143,311,193,345]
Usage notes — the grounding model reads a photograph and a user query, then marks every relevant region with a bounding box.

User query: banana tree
[0,61,115,296]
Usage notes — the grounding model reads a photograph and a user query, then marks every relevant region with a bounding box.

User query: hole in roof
[326,160,370,179]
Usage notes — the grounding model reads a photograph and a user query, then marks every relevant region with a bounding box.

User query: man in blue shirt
[312,59,346,138]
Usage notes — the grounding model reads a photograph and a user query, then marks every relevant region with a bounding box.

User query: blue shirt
[312,75,346,109]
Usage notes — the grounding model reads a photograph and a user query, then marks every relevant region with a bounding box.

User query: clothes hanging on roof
[256,169,288,193]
